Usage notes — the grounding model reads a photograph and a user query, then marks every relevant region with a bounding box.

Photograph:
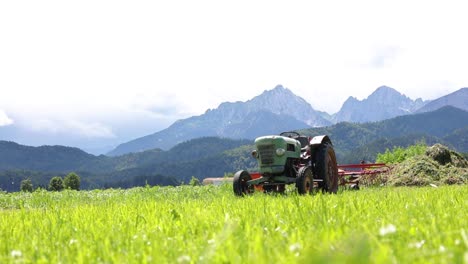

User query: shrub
[20,179,33,192]
[376,143,427,164]
[49,177,64,191]
[64,172,81,190]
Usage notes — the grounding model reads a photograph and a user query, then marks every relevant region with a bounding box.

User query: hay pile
[386,144,468,186]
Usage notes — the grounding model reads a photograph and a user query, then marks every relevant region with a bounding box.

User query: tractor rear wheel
[315,143,339,193]
[296,167,313,195]
[233,170,254,196]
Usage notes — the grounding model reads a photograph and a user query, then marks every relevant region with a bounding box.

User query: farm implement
[337,163,390,190]
[233,132,390,196]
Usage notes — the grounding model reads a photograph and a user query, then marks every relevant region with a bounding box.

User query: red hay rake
[338,163,391,189]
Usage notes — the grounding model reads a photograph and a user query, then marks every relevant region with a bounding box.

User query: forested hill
[0,141,105,172]
[0,137,252,173]
[1,106,467,191]
[0,137,254,191]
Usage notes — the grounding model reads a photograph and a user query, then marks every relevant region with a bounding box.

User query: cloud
[1,0,467,127]
[369,46,401,69]
[0,109,14,126]
[29,119,116,139]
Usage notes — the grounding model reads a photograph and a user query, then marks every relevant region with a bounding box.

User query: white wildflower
[177,255,191,263]
[11,250,22,258]
[289,243,301,255]
[69,239,78,245]
[289,243,301,251]
[439,245,446,252]
[409,240,425,249]
[379,224,397,236]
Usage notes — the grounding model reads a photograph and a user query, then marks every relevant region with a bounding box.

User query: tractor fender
[309,135,332,147]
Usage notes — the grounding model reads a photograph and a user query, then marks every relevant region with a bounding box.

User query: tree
[49,176,64,191]
[20,179,33,192]
[64,172,81,190]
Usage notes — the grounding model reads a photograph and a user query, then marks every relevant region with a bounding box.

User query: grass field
[0,185,467,263]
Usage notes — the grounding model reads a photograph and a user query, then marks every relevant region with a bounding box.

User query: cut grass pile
[1,185,467,263]
[386,144,467,186]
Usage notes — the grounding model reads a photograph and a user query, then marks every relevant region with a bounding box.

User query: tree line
[19,172,81,192]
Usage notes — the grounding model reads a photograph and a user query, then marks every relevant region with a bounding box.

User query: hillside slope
[0,141,109,172]
[416,88,468,113]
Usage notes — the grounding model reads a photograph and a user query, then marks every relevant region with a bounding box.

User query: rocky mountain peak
[368,86,408,101]
[333,86,426,123]
[247,85,331,127]
[342,96,359,105]
[272,84,287,91]
[253,84,296,102]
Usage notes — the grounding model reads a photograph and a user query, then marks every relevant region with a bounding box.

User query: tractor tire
[296,167,313,195]
[315,143,339,193]
[233,170,254,196]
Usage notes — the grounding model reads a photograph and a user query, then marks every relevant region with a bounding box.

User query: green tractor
[233,131,339,196]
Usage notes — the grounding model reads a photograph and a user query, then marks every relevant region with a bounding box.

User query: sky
[1,0,467,152]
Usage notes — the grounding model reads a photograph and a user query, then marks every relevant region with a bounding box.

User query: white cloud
[29,119,116,139]
[0,0,467,138]
[0,109,14,126]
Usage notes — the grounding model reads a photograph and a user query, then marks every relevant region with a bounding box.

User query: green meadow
[0,185,467,263]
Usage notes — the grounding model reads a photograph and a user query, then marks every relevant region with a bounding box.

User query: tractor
[233,131,339,196]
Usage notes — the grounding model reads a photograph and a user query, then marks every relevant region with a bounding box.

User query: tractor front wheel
[233,170,254,196]
[296,167,313,195]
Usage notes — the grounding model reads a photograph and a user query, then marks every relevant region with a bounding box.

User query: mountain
[108,85,330,156]
[333,86,427,123]
[300,106,468,163]
[416,88,468,113]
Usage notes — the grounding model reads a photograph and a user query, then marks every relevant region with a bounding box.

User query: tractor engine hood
[254,135,301,175]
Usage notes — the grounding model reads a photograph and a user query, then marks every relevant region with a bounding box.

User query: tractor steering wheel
[280,131,301,138]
